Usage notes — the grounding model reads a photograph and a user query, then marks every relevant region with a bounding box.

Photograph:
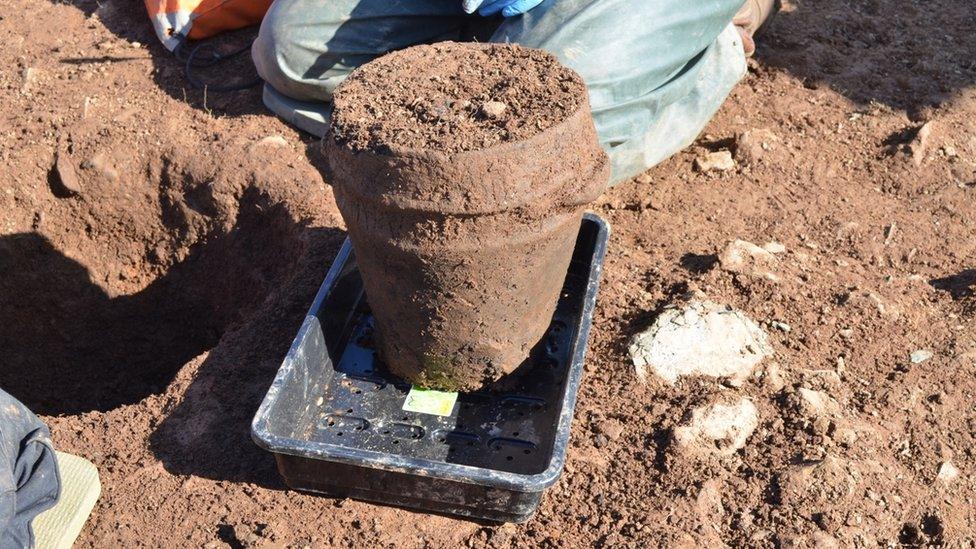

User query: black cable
[175,35,262,92]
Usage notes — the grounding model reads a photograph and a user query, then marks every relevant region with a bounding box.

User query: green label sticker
[402,386,458,417]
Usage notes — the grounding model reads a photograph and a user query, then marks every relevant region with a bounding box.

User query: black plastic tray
[251,213,609,523]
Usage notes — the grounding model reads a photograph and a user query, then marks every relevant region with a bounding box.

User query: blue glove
[462,0,545,17]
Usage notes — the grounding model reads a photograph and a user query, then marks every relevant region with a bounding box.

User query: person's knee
[252,0,345,102]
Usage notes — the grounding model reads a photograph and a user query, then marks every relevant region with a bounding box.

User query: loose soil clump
[324,42,609,391]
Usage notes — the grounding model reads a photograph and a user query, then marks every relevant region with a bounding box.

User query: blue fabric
[252,0,747,184]
[0,390,60,548]
[477,0,545,17]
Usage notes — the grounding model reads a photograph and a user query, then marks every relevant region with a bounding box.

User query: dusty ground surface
[1,0,974,546]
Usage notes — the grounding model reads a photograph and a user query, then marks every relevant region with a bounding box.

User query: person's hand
[462,0,545,17]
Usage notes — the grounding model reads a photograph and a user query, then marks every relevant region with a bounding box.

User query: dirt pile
[325,42,608,391]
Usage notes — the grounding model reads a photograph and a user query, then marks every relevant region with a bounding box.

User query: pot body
[324,101,609,391]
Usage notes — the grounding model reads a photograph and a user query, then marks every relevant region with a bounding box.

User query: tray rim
[252,213,609,493]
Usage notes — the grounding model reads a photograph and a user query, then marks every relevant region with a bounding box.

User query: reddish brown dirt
[1,0,974,546]
[326,42,607,391]
[330,42,585,154]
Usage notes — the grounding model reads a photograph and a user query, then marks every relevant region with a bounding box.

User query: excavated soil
[1,0,974,546]
[330,42,585,154]
[326,41,607,391]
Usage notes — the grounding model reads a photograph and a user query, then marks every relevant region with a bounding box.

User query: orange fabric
[187,0,273,40]
[144,0,271,46]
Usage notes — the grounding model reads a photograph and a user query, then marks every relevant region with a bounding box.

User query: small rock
[719,239,781,282]
[942,145,957,158]
[735,129,779,165]
[635,173,653,184]
[761,362,787,392]
[20,67,42,93]
[694,150,735,173]
[673,398,759,457]
[54,152,82,195]
[937,461,959,484]
[595,420,625,441]
[909,121,934,166]
[771,321,791,333]
[763,241,787,254]
[910,349,933,364]
[480,101,507,119]
[592,434,608,448]
[795,388,841,418]
[250,135,289,150]
[629,299,774,384]
[695,479,725,522]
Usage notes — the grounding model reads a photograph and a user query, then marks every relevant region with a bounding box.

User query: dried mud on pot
[322,42,609,392]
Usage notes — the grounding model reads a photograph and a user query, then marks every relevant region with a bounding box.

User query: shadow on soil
[147,222,345,486]
[758,0,976,117]
[0,189,342,427]
[931,269,976,300]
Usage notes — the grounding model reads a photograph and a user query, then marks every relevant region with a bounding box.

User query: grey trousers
[252,0,747,185]
[0,390,59,548]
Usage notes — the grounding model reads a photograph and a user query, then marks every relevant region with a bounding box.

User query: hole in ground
[0,186,309,415]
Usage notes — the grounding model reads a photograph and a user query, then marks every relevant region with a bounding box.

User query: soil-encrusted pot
[322,42,609,392]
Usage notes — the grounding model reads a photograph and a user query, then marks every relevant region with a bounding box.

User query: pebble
[796,388,841,418]
[771,321,791,333]
[735,128,779,166]
[909,350,933,364]
[54,152,82,195]
[673,398,759,457]
[909,121,934,166]
[20,67,42,93]
[251,135,289,150]
[694,150,735,172]
[937,461,960,484]
[763,241,787,254]
[629,299,773,384]
[480,101,507,118]
[719,239,781,282]
[595,420,625,441]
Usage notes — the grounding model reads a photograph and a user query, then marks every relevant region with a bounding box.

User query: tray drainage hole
[336,432,343,436]
[392,440,399,445]
[382,430,391,435]
[326,419,335,426]
[353,389,362,395]
[347,408,353,413]
[506,456,514,461]
[524,449,532,455]
[512,431,520,437]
